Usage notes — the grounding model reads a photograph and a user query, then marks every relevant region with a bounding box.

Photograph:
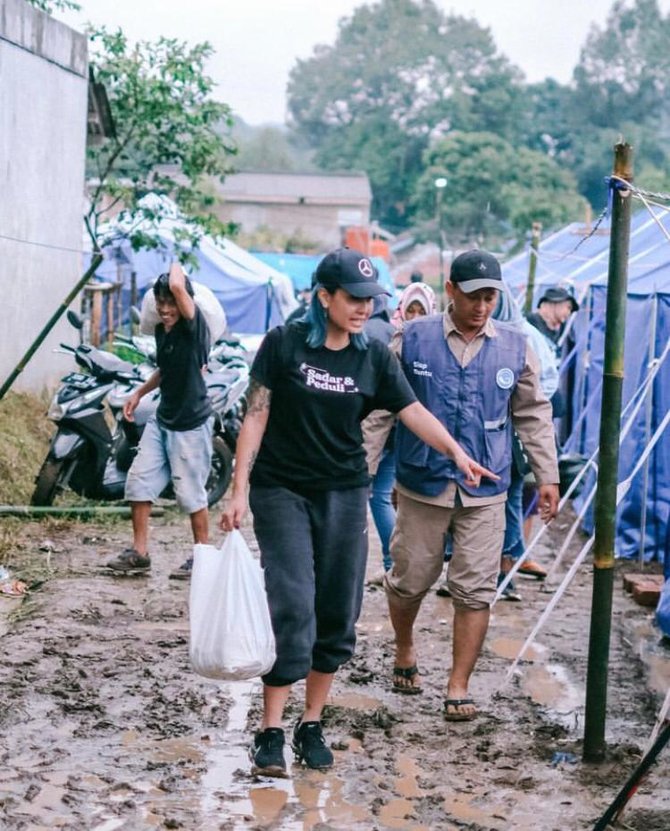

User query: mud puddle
[0,510,669,829]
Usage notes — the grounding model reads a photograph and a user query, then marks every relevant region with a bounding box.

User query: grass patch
[0,391,53,506]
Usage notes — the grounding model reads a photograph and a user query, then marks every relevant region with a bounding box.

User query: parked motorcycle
[31,313,240,507]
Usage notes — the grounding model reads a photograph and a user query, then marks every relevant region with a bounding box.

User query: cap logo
[358,258,374,278]
[479,262,487,272]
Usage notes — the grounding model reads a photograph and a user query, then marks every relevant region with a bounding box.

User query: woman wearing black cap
[220,247,496,778]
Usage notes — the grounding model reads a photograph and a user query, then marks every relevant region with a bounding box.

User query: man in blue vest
[386,250,560,720]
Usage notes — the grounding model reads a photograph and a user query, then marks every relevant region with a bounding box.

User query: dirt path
[0,508,668,830]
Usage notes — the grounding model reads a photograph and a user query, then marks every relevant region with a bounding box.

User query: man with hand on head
[106,263,213,580]
[385,250,560,720]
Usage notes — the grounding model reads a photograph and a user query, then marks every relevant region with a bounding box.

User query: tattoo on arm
[247,379,272,415]
[248,450,258,473]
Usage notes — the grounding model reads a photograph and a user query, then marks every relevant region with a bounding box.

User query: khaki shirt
[367,307,559,507]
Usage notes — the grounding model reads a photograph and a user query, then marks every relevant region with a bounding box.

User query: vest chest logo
[496,367,514,389]
[412,360,432,378]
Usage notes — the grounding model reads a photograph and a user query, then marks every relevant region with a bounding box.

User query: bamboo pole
[523,221,542,315]
[0,505,165,518]
[583,142,633,762]
[0,254,103,401]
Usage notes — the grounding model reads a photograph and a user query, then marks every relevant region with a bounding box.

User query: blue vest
[395,315,526,497]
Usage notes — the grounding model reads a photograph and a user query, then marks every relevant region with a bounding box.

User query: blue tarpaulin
[87,196,297,335]
[252,251,397,300]
[503,208,670,563]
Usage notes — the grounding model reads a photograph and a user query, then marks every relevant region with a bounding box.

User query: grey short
[385,491,505,611]
[124,415,213,514]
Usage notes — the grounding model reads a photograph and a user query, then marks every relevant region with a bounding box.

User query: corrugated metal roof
[219,171,372,205]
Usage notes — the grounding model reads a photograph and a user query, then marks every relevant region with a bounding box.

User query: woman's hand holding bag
[189,530,276,680]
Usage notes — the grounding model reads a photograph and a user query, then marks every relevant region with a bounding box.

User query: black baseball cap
[449,250,503,293]
[538,286,579,312]
[314,247,390,298]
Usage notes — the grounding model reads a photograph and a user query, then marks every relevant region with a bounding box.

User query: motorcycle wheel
[206,436,233,507]
[31,457,67,506]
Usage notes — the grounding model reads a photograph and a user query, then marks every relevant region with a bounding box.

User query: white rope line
[501,537,594,686]
[494,337,670,602]
[633,189,670,247]
[646,687,670,753]
[494,460,595,604]
[0,231,92,256]
[562,380,604,455]
[491,339,670,606]
[499,408,670,689]
[620,407,670,491]
[627,183,670,203]
[632,194,670,215]
[543,472,598,582]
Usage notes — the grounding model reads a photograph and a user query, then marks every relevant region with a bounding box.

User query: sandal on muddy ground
[392,665,423,695]
[443,698,478,721]
[517,560,547,580]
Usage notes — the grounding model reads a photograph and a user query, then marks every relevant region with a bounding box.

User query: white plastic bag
[140,279,227,341]
[189,531,276,680]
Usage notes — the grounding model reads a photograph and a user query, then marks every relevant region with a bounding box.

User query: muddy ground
[1,506,669,831]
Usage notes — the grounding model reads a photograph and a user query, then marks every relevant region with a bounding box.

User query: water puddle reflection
[394,756,423,799]
[522,663,581,712]
[441,792,504,827]
[378,796,429,829]
[191,681,377,828]
[328,692,381,710]
[488,637,546,662]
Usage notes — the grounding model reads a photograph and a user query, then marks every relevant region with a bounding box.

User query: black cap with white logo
[314,247,390,298]
[449,250,503,294]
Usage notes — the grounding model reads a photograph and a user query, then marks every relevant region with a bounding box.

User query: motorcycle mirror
[66,310,84,330]
[130,306,141,325]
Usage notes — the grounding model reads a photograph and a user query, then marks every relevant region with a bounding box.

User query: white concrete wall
[0,0,88,392]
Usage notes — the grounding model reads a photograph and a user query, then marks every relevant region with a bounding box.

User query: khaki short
[385,492,505,611]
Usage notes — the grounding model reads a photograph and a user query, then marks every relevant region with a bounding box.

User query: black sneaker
[292,720,334,770]
[250,728,287,778]
[435,580,451,598]
[106,548,151,574]
[169,557,193,580]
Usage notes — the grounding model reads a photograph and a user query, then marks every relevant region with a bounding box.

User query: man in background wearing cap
[526,286,579,347]
[385,249,560,720]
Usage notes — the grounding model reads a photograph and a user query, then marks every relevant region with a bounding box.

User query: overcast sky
[57,0,670,125]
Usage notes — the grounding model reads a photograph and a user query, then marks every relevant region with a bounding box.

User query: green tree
[25,0,80,12]
[568,0,670,205]
[412,132,586,245]
[574,0,670,130]
[286,0,524,229]
[232,124,317,172]
[86,27,237,260]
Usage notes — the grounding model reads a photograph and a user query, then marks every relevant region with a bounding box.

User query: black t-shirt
[155,306,212,431]
[250,323,416,492]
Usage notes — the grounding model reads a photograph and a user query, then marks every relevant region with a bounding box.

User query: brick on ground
[623,572,664,607]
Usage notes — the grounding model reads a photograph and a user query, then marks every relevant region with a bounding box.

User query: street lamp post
[434,177,448,308]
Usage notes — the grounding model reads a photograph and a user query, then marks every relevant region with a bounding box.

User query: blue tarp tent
[503,208,670,563]
[252,251,397,302]
[88,196,297,335]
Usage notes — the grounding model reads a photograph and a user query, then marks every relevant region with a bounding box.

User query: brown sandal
[443,698,477,721]
[392,665,423,695]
